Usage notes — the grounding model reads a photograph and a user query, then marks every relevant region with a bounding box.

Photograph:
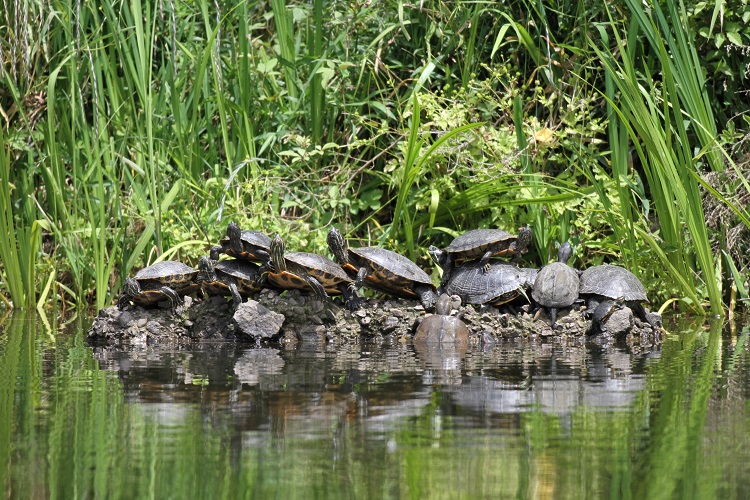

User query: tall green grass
[592,0,724,315]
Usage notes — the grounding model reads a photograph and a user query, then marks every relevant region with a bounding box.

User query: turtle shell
[579,265,648,302]
[348,247,435,299]
[532,262,579,308]
[444,262,530,305]
[134,261,199,294]
[278,252,354,294]
[444,229,517,258]
[203,259,264,297]
[218,230,272,261]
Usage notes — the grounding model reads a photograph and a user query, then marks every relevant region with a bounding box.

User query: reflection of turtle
[579,264,656,327]
[268,235,361,309]
[443,261,536,307]
[429,226,532,284]
[117,261,199,311]
[197,257,266,310]
[327,228,438,310]
[210,222,273,270]
[531,242,579,327]
[414,294,469,344]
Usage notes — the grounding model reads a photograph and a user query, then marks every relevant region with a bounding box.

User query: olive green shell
[347,247,435,299]
[444,262,533,305]
[269,252,352,294]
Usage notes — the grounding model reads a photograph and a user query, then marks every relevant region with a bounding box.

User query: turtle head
[197,256,217,283]
[227,222,242,253]
[514,225,533,254]
[558,241,572,264]
[270,234,287,272]
[123,277,141,297]
[326,227,349,265]
[434,293,452,315]
[428,245,446,267]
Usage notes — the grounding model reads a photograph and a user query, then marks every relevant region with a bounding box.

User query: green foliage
[0,0,746,314]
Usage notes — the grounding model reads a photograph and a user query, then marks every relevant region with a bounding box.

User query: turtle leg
[297,272,328,302]
[340,283,362,311]
[354,266,368,290]
[210,245,223,261]
[254,248,274,272]
[549,307,559,328]
[416,285,438,311]
[439,255,455,287]
[631,302,658,328]
[478,250,493,273]
[117,293,133,310]
[228,282,243,311]
[158,286,183,312]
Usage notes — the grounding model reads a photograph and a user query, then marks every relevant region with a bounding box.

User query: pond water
[1,314,749,499]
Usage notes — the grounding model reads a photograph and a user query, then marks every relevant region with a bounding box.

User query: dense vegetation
[1,0,749,317]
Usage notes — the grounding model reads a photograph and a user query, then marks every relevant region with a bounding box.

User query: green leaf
[727,32,743,45]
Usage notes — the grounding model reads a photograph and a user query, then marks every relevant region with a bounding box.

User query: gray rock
[600,307,634,335]
[233,300,285,339]
[117,311,134,328]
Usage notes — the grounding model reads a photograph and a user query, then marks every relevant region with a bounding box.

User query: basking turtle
[210,222,273,270]
[414,294,470,345]
[197,257,266,310]
[327,228,438,310]
[442,261,536,307]
[429,226,532,285]
[531,242,580,327]
[267,234,361,310]
[579,264,656,327]
[590,297,625,333]
[117,261,199,310]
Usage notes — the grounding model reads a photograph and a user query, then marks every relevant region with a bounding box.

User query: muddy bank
[87,289,661,348]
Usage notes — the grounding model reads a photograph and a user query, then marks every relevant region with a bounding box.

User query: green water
[1,314,749,499]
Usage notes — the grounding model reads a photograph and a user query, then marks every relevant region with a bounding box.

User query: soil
[87,288,662,349]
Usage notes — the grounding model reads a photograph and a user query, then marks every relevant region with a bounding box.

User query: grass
[0,0,746,315]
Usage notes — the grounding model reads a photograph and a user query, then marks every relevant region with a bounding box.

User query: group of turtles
[117,222,658,334]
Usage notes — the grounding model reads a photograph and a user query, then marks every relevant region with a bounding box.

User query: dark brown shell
[444,229,516,258]
[531,262,579,308]
[219,230,272,261]
[133,261,198,293]
[349,247,435,298]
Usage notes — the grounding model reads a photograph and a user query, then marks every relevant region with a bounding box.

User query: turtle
[428,226,532,285]
[267,234,361,310]
[210,222,273,270]
[117,260,199,311]
[442,261,536,307]
[197,256,266,310]
[579,264,657,327]
[531,242,580,327]
[414,294,470,345]
[327,227,438,310]
[590,297,625,333]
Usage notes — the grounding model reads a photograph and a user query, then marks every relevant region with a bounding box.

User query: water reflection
[3,314,750,499]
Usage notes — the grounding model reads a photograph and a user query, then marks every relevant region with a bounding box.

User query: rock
[600,307,634,335]
[117,311,134,328]
[233,300,285,340]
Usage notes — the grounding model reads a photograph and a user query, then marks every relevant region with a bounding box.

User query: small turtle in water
[117,261,199,311]
[531,242,580,327]
[443,261,537,308]
[579,264,658,328]
[414,294,469,345]
[197,257,266,310]
[267,234,361,310]
[210,222,273,271]
[327,228,438,310]
[429,226,532,285]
